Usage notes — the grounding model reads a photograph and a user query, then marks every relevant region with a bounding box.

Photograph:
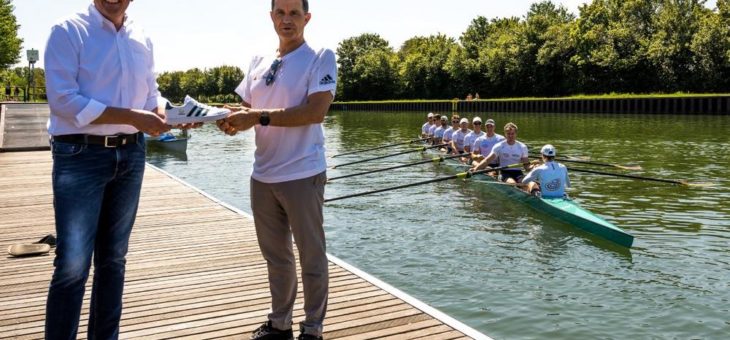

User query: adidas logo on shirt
[319,74,335,85]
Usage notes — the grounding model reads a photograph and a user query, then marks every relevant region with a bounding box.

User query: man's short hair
[504,122,518,131]
[271,0,309,13]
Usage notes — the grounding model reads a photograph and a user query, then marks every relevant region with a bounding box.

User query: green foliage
[0,0,23,70]
[398,34,459,99]
[336,33,395,100]
[157,66,244,104]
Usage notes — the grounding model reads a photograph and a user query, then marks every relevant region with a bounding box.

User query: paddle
[327,153,470,182]
[529,155,642,171]
[330,137,430,158]
[568,167,712,187]
[325,163,522,202]
[331,144,448,169]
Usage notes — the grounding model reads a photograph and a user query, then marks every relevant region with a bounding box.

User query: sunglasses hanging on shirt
[265,58,282,86]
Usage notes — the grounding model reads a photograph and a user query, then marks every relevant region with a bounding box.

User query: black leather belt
[52,132,141,148]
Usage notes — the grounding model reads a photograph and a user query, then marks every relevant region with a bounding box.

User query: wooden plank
[0,151,485,339]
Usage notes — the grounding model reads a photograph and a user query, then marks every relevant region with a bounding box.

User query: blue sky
[13,0,719,72]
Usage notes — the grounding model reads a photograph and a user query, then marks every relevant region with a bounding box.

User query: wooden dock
[0,103,51,152]
[0,151,489,339]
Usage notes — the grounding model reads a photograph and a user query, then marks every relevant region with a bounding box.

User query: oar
[569,167,712,187]
[328,153,470,182]
[330,137,430,158]
[325,163,522,202]
[331,144,448,169]
[529,155,642,171]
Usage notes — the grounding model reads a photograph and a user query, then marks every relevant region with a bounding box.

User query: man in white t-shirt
[522,144,571,197]
[216,0,333,338]
[472,122,531,184]
[427,114,440,139]
[450,118,471,154]
[433,115,448,144]
[463,116,485,153]
[442,114,459,152]
[471,118,505,167]
[421,112,434,138]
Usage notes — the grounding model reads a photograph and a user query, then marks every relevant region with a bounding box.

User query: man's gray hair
[271,0,309,13]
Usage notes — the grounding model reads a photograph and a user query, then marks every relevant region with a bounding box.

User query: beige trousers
[250,171,328,336]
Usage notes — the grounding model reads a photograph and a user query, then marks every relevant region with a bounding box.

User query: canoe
[424,147,634,248]
[146,131,189,153]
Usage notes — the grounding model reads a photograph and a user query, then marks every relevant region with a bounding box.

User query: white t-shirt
[434,126,446,139]
[473,133,505,156]
[464,131,485,151]
[442,127,454,141]
[428,124,438,136]
[235,42,337,183]
[451,129,471,152]
[421,122,431,134]
[490,140,528,168]
[523,161,571,197]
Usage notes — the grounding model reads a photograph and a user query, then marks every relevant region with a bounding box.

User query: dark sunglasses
[265,58,282,86]
[452,120,459,123]
[474,122,482,125]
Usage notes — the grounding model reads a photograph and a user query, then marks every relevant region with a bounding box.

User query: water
[146,112,730,339]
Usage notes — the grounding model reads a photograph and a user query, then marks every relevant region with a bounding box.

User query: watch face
[260,113,270,126]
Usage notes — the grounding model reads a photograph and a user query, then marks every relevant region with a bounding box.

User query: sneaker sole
[8,244,51,257]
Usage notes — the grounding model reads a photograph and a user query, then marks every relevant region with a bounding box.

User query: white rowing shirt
[421,122,431,134]
[489,140,528,168]
[434,126,446,139]
[451,129,471,152]
[473,133,505,156]
[523,161,571,197]
[442,127,454,141]
[428,124,438,136]
[464,131,485,151]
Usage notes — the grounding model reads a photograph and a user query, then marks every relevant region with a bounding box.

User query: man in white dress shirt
[43,1,170,339]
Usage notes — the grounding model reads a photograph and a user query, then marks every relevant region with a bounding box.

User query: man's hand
[216,109,260,136]
[132,109,169,137]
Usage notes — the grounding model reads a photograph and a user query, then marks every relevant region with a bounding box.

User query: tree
[690,0,730,90]
[350,49,401,100]
[571,0,659,93]
[524,1,576,95]
[0,0,23,70]
[336,33,392,100]
[398,34,459,99]
[648,0,710,91]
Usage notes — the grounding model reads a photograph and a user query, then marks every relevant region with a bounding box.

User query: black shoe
[297,326,323,340]
[36,234,56,247]
[250,321,293,340]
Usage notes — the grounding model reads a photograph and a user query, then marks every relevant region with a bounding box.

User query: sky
[12,0,719,72]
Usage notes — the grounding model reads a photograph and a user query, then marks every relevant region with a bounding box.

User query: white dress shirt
[45,4,162,136]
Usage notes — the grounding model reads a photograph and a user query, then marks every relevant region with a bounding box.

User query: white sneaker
[164,95,230,125]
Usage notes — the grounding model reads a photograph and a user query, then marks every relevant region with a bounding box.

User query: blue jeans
[46,135,145,340]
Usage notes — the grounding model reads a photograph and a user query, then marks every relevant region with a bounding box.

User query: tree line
[337,0,730,101]
[3,0,729,103]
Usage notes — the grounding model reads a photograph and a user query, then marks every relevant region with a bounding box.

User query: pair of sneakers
[250,321,322,340]
[164,95,231,125]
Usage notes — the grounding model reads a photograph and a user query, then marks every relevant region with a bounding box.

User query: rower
[471,118,505,167]
[463,116,485,153]
[442,114,459,153]
[471,122,530,184]
[521,144,570,198]
[427,114,441,142]
[450,118,471,154]
[421,112,434,138]
[432,115,448,145]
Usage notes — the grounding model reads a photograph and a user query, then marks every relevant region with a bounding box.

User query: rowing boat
[422,146,635,248]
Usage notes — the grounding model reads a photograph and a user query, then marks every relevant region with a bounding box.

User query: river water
[146,111,730,339]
